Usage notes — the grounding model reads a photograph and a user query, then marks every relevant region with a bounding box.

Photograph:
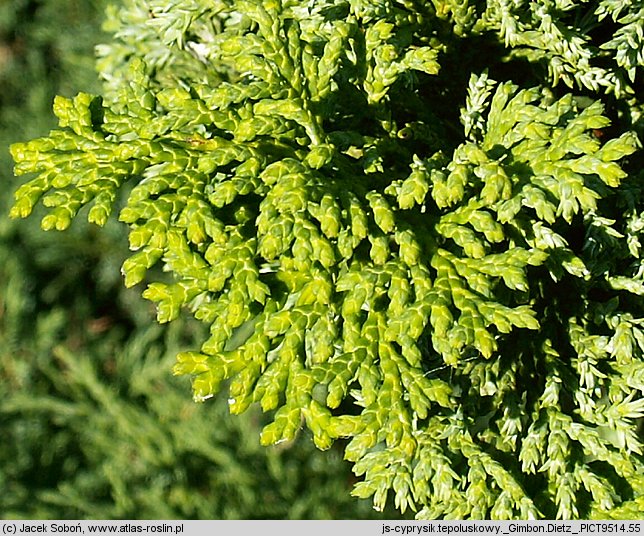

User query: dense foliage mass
[10,0,644,519]
[1,0,383,519]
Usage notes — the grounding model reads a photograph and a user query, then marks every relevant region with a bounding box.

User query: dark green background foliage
[6,0,644,520]
[0,0,388,519]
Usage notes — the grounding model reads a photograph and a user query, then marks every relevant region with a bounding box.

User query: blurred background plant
[0,0,397,519]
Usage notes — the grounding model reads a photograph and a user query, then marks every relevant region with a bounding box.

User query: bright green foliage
[0,308,389,519]
[1,215,383,519]
[10,0,644,519]
[1,0,390,519]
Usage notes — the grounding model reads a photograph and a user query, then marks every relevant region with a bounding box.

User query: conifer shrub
[9,0,644,519]
[2,0,383,519]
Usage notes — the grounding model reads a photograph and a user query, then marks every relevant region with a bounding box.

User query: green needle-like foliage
[10,0,644,519]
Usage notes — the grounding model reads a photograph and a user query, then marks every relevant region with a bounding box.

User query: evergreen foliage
[9,0,644,519]
[1,312,385,518]
[2,0,386,519]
